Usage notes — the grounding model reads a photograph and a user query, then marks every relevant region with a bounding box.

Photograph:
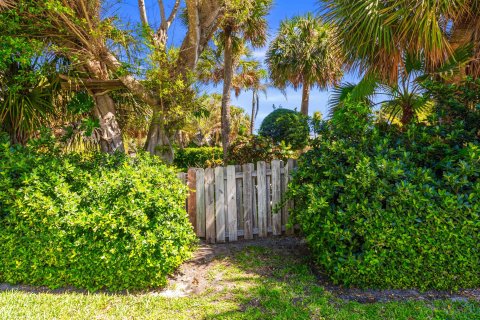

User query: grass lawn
[0,245,478,320]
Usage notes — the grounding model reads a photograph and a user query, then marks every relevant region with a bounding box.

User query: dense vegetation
[174,147,223,170]
[0,133,196,291]
[1,0,480,297]
[259,108,310,150]
[290,79,480,290]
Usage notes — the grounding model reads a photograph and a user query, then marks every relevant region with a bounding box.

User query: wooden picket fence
[177,159,297,243]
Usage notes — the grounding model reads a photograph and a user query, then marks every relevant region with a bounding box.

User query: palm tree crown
[266,14,343,115]
[321,0,480,81]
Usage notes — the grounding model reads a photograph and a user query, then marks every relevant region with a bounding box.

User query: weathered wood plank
[242,163,254,240]
[215,166,225,243]
[271,160,282,235]
[187,169,197,232]
[257,161,268,237]
[285,159,295,235]
[195,168,206,238]
[231,168,286,179]
[226,165,238,242]
[266,162,272,232]
[235,165,244,231]
[252,173,258,230]
[177,172,187,211]
[205,168,215,243]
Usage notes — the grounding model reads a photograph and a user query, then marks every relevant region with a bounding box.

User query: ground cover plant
[0,133,196,291]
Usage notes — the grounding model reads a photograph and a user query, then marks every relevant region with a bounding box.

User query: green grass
[0,246,479,319]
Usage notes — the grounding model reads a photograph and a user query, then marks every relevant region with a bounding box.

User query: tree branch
[166,0,181,26]
[158,0,167,25]
[138,0,149,28]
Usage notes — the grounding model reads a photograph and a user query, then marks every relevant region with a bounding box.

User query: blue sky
[118,0,359,130]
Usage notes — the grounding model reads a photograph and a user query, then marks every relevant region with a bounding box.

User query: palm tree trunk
[250,91,257,135]
[400,105,414,126]
[221,26,234,162]
[301,83,310,116]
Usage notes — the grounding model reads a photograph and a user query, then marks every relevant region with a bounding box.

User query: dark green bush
[174,147,223,170]
[227,135,296,164]
[259,108,310,149]
[0,134,196,291]
[290,100,480,291]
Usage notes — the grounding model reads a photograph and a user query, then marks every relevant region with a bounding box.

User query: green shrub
[227,135,296,164]
[290,101,480,291]
[174,147,223,170]
[259,108,310,149]
[0,134,196,291]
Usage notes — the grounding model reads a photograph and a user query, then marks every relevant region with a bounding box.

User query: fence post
[187,169,197,232]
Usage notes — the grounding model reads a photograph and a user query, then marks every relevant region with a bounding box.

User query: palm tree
[219,0,272,161]
[0,56,60,144]
[329,49,473,126]
[231,60,268,135]
[198,45,268,135]
[266,14,343,116]
[320,0,480,82]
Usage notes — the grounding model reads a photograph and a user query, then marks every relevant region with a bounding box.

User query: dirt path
[162,237,480,303]
[1,237,479,303]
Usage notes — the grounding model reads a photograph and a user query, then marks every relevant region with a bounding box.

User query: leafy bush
[174,147,223,170]
[0,133,196,291]
[290,100,480,290]
[259,108,310,149]
[227,135,296,164]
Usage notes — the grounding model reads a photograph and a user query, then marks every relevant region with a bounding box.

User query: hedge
[174,147,223,170]
[289,101,480,290]
[0,135,196,291]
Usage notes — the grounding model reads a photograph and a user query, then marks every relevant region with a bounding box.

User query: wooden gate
[177,159,297,243]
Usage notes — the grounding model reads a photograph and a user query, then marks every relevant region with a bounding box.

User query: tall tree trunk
[92,93,125,153]
[221,27,233,162]
[178,0,223,75]
[85,60,125,154]
[301,83,310,116]
[250,91,257,135]
[144,106,174,163]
